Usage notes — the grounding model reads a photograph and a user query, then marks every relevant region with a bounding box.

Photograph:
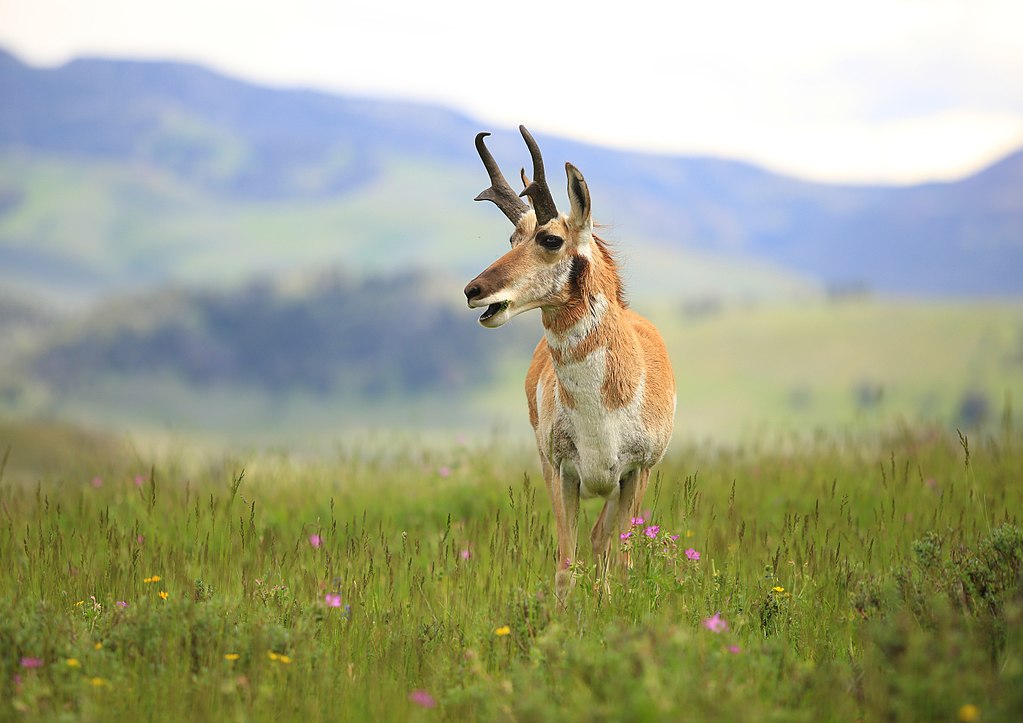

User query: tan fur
[466,145,676,606]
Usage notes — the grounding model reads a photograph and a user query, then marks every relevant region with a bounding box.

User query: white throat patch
[544,293,609,351]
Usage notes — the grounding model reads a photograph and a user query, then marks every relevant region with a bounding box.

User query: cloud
[1,0,1021,183]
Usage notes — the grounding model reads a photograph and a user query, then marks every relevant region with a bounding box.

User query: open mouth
[479,301,509,323]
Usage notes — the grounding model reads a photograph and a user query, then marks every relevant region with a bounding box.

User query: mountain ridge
[1,47,1021,297]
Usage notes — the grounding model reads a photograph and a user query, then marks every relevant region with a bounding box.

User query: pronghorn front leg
[590,485,621,575]
[552,465,580,606]
[591,468,652,570]
[616,468,652,545]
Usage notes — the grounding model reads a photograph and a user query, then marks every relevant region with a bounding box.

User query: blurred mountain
[31,270,523,396]
[0,269,537,433]
[2,48,1021,303]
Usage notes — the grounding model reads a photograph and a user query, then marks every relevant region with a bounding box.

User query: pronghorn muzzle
[464,272,512,328]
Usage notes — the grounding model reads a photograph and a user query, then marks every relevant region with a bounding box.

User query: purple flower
[685,548,701,561]
[134,474,145,488]
[20,657,43,669]
[644,525,660,539]
[727,645,742,654]
[668,534,680,543]
[409,689,437,708]
[116,601,128,608]
[438,466,451,478]
[460,549,471,560]
[631,516,645,526]
[309,534,322,549]
[620,531,633,541]
[90,476,103,489]
[702,612,728,633]
[325,593,342,608]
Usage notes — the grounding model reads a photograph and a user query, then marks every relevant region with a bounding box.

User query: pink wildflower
[408,689,437,708]
[90,476,103,489]
[668,534,680,542]
[325,594,342,608]
[728,645,742,654]
[620,531,633,541]
[644,525,660,539]
[438,466,451,478]
[134,474,145,488]
[702,612,728,633]
[20,657,43,669]
[631,516,645,526]
[309,534,322,549]
[460,549,471,560]
[116,601,128,608]
[685,548,701,561]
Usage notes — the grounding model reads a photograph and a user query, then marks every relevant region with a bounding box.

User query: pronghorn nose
[464,282,482,303]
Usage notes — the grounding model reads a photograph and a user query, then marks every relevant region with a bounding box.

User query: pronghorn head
[464,126,593,328]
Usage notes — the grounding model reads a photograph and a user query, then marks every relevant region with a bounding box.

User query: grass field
[1,416,1021,721]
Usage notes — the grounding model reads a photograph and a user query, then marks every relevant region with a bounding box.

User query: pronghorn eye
[537,233,564,251]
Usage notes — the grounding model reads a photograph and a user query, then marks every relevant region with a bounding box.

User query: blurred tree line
[31,270,527,398]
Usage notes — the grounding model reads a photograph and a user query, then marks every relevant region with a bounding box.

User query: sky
[1,0,1021,184]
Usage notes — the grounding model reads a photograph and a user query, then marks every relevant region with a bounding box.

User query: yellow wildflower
[278,655,292,664]
[224,653,240,661]
[958,704,980,722]
[94,642,103,651]
[267,651,280,661]
[159,591,169,600]
[494,626,511,636]
[90,677,107,687]
[685,530,695,538]
[772,586,785,593]
[66,658,80,667]
[143,575,161,584]
[74,600,85,607]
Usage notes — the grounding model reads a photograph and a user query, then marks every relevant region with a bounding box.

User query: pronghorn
[464,126,676,603]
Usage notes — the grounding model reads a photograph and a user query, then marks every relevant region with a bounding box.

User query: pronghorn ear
[565,163,591,231]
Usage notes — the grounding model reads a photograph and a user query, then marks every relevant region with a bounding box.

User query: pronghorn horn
[518,125,559,225]
[474,132,529,224]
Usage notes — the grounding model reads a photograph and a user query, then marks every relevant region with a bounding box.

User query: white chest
[550,346,647,498]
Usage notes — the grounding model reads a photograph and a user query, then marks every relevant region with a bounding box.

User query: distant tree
[957,390,991,428]
[31,271,528,400]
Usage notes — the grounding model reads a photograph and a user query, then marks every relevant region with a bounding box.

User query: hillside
[1,48,1021,301]
[3,280,1020,443]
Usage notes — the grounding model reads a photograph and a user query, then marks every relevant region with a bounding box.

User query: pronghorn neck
[541,237,624,345]
[541,239,628,370]
[542,291,612,357]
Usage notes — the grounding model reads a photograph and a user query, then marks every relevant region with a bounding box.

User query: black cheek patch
[568,254,588,293]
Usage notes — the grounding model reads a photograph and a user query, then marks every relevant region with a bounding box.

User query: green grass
[1,417,1021,720]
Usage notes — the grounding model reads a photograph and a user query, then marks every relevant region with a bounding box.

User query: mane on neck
[585,233,627,310]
